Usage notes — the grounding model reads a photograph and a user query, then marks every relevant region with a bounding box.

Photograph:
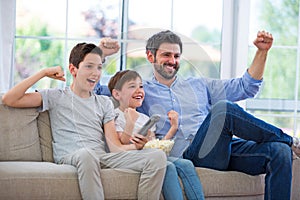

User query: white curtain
[0,0,16,93]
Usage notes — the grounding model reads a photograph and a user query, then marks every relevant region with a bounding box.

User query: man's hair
[146,30,183,57]
[108,70,142,94]
[69,43,103,68]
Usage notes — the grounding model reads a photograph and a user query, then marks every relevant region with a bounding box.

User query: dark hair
[146,30,183,57]
[69,43,103,68]
[108,70,142,94]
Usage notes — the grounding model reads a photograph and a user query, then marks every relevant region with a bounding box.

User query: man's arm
[98,38,120,63]
[248,30,273,80]
[2,66,65,108]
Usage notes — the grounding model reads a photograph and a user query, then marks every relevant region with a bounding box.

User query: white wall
[0,0,16,93]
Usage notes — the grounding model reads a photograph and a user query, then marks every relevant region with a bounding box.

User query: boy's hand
[44,66,66,81]
[168,110,179,129]
[130,133,148,150]
[124,108,139,124]
[99,37,120,57]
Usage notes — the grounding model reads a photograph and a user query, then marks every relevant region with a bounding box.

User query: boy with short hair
[108,70,205,200]
[2,42,166,200]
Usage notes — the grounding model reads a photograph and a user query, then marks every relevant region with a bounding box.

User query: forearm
[2,69,46,107]
[248,49,268,80]
[163,126,177,140]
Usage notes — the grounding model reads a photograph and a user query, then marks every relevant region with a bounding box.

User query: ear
[69,64,77,78]
[146,50,155,63]
[112,89,121,101]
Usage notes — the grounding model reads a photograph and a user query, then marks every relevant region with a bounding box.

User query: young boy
[2,42,166,200]
[108,70,205,200]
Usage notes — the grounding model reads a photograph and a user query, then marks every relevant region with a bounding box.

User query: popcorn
[144,139,174,155]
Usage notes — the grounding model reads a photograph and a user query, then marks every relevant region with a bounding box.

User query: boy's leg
[60,148,104,200]
[100,148,167,200]
[162,160,184,200]
[168,157,205,200]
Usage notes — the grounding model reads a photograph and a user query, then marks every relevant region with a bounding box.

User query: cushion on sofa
[0,98,42,161]
[37,110,54,162]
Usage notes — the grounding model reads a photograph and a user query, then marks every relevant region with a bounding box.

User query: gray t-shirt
[38,87,115,163]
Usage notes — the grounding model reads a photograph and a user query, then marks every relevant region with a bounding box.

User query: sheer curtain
[0,0,15,93]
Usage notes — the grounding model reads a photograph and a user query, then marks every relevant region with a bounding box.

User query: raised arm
[163,110,179,140]
[248,30,273,80]
[98,37,120,62]
[2,66,65,108]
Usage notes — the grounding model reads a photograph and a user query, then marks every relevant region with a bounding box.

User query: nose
[169,55,176,64]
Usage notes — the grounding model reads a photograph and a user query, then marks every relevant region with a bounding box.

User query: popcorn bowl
[144,136,175,155]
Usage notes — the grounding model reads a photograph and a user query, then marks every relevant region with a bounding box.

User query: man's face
[153,43,181,80]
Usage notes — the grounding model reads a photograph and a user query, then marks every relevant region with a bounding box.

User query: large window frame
[1,0,299,135]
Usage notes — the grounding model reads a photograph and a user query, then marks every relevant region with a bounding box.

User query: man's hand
[99,37,120,58]
[253,30,273,51]
[43,66,65,81]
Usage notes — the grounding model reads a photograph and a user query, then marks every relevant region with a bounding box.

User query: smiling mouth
[87,78,96,83]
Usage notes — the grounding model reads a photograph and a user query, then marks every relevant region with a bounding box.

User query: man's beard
[154,62,179,80]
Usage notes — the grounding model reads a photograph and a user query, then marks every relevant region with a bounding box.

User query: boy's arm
[163,110,178,140]
[2,66,65,108]
[104,120,143,152]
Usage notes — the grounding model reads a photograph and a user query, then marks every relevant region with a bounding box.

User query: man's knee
[270,142,292,161]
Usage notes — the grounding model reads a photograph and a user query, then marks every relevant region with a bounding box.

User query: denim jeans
[183,100,293,200]
[163,157,205,200]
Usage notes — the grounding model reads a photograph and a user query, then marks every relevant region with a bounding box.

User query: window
[11,0,299,135]
[245,0,300,136]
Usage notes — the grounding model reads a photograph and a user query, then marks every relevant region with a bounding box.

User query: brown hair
[108,70,142,94]
[69,43,103,68]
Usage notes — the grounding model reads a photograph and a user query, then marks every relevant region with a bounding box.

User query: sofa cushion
[0,161,81,200]
[37,111,54,162]
[0,98,42,161]
[0,161,144,200]
[197,168,265,198]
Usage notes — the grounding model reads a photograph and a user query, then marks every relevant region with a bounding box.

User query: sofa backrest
[0,94,54,162]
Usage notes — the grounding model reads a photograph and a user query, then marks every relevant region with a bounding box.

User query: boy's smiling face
[70,53,102,97]
[115,77,145,110]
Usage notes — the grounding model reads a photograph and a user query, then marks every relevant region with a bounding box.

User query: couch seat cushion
[0,161,143,200]
[197,167,265,198]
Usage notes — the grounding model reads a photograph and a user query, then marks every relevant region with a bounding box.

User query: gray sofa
[0,95,299,200]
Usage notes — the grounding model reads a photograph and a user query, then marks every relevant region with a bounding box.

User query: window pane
[16,0,66,37]
[173,0,223,44]
[249,0,299,46]
[128,0,172,33]
[14,38,65,90]
[68,0,121,38]
[248,47,297,99]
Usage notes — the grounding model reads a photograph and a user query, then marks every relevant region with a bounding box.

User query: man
[135,30,300,200]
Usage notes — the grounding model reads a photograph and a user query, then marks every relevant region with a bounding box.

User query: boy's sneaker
[292,137,300,158]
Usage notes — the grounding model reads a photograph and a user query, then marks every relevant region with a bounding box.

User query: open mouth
[87,78,96,84]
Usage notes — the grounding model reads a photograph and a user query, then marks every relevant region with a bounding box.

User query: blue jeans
[183,100,293,200]
[163,157,205,200]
